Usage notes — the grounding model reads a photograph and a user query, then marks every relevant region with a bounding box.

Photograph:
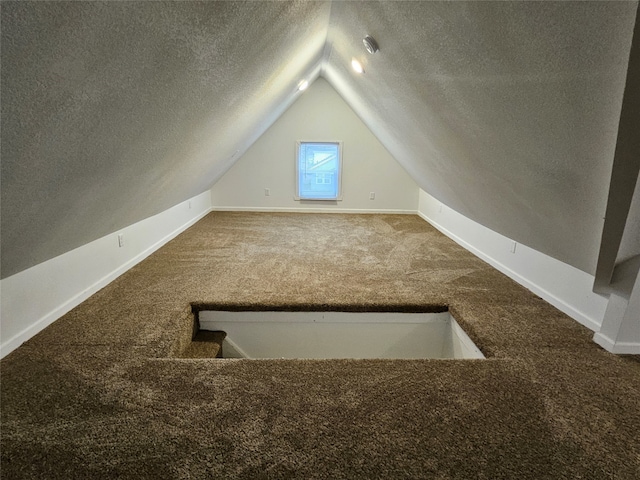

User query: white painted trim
[417,190,608,332]
[211,206,417,215]
[418,209,601,331]
[593,332,640,354]
[0,191,213,358]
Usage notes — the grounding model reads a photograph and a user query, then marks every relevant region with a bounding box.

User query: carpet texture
[1,212,639,479]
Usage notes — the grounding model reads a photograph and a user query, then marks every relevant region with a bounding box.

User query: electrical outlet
[510,241,517,254]
[118,234,125,248]
[369,192,375,200]
[265,188,270,196]
[188,200,192,209]
[438,203,443,213]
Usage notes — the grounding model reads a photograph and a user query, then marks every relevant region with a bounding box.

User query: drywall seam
[417,190,608,332]
[0,191,212,359]
[211,206,417,215]
[593,333,640,354]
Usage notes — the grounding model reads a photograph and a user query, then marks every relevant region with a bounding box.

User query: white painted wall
[418,189,609,333]
[0,191,212,358]
[210,77,419,213]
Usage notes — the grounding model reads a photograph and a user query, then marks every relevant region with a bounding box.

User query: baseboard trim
[211,206,417,215]
[417,210,603,332]
[1,195,212,359]
[593,332,640,354]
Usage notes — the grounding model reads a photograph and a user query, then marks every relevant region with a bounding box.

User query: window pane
[297,142,340,200]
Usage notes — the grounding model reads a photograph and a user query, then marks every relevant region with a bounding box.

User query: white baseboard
[593,332,640,354]
[211,206,417,214]
[417,190,608,332]
[0,191,212,359]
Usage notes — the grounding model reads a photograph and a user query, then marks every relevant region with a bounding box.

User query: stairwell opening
[188,309,484,360]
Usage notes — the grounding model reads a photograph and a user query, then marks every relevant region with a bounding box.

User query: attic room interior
[1,1,639,478]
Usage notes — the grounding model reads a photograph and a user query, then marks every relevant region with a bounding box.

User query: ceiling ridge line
[319,0,336,77]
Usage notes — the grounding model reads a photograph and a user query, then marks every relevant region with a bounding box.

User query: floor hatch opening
[194,310,484,360]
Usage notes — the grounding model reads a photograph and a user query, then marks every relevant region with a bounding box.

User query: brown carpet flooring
[1,212,639,479]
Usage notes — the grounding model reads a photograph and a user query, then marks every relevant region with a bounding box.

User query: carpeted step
[178,330,226,359]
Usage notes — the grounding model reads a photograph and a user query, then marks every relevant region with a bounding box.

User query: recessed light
[351,58,364,74]
[363,35,379,54]
[297,80,309,91]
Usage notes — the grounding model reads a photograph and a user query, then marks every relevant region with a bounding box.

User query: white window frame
[295,141,343,201]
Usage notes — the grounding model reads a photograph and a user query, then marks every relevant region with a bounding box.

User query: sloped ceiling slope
[1,1,637,280]
[323,1,638,274]
[1,1,330,278]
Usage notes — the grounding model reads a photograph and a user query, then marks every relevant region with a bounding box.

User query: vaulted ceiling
[1,1,638,280]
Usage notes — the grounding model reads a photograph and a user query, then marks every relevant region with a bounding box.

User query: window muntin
[295,141,342,200]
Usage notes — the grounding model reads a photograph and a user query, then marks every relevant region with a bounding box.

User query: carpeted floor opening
[2,212,639,479]
[193,309,485,360]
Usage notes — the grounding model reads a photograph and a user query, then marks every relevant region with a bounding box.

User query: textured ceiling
[1,0,331,278]
[1,1,638,279]
[323,1,638,275]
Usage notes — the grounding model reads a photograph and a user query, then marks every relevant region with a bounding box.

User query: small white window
[295,141,342,200]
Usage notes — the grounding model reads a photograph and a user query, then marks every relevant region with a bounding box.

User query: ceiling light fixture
[363,35,379,54]
[297,80,309,91]
[351,58,364,74]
